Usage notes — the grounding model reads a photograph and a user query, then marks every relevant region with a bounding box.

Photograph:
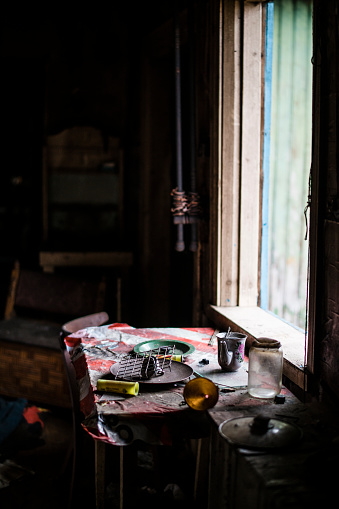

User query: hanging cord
[303,232,310,402]
[171,188,188,218]
[304,169,312,240]
[187,191,202,218]
[171,188,202,223]
[303,168,312,401]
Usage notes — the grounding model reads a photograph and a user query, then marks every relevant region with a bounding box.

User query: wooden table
[64,323,251,508]
[65,324,339,509]
[65,323,339,509]
[206,385,339,508]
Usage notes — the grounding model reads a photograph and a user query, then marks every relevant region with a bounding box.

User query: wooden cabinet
[40,126,133,322]
[42,126,124,250]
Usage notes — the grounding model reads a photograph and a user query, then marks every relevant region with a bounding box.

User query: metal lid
[219,415,302,449]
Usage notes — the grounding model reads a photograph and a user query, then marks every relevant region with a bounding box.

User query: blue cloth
[0,397,27,444]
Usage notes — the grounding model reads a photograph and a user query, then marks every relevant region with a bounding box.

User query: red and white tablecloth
[64,324,249,446]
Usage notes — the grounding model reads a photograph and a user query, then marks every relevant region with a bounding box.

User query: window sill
[206,305,307,390]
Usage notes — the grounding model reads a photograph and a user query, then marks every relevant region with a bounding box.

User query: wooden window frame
[206,0,308,391]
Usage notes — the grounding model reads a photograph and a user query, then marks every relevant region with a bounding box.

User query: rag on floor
[0,398,44,455]
[0,397,27,445]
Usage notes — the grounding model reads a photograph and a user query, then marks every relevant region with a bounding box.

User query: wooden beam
[39,251,133,273]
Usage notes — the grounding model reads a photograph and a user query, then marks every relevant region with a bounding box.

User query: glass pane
[261,0,313,330]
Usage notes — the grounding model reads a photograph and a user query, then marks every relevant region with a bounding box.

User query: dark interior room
[0,1,338,508]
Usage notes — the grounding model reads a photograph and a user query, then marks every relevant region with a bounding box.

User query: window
[206,0,312,389]
[261,0,313,331]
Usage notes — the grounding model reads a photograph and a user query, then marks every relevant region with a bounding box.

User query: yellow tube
[171,354,183,362]
[155,354,183,362]
[97,379,139,396]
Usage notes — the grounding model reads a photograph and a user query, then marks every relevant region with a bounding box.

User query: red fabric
[23,406,44,428]
[64,335,81,348]
[108,323,132,329]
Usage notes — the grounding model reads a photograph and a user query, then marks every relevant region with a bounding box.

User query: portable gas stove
[110,344,193,384]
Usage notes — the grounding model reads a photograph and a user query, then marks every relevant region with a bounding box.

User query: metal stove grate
[115,345,176,381]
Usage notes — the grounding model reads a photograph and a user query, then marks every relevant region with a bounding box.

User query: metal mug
[217,332,247,372]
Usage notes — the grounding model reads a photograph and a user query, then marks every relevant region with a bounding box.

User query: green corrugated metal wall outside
[267,0,313,329]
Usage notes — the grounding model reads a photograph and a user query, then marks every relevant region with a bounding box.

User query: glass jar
[248,337,283,399]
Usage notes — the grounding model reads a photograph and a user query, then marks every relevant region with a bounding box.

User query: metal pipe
[174,2,185,251]
[188,0,198,252]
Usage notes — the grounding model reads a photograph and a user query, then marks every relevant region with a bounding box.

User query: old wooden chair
[0,264,109,508]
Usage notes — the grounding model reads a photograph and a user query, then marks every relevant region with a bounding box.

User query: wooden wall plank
[218,0,241,307]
